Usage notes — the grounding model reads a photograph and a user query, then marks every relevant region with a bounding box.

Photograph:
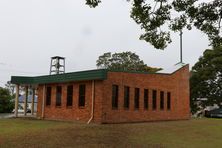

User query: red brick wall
[36,65,190,124]
[37,80,104,123]
[101,65,190,123]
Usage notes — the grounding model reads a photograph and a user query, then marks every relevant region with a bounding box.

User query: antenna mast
[180,30,183,63]
[175,30,184,65]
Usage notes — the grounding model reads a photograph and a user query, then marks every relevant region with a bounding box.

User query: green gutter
[11,69,107,85]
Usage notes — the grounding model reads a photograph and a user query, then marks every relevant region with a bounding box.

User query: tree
[96,51,161,72]
[5,81,15,95]
[190,46,222,113]
[0,87,14,113]
[86,0,222,49]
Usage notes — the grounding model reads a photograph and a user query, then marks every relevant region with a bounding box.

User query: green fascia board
[11,69,107,85]
[11,76,35,84]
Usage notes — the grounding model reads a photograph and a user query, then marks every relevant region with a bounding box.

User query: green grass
[0,118,222,148]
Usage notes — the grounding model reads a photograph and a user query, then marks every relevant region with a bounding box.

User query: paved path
[0,113,14,119]
[0,113,37,119]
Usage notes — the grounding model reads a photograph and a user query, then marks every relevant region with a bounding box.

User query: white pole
[87,80,95,124]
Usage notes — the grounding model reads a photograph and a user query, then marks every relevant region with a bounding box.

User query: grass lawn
[0,118,222,148]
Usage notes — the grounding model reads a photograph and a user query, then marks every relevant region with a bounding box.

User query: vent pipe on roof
[49,56,65,75]
[180,30,183,64]
[175,30,185,66]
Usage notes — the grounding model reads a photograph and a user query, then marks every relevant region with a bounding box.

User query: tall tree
[190,46,222,113]
[86,0,222,49]
[0,87,14,113]
[5,81,15,95]
[96,51,161,72]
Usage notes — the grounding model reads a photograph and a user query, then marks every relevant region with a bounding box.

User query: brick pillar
[41,85,46,119]
[14,84,19,117]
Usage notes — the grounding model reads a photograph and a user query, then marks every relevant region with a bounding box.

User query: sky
[0,0,210,87]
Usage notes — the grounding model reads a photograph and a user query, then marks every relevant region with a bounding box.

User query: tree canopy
[190,46,222,113]
[86,0,222,49]
[0,87,14,113]
[96,51,161,72]
[5,81,15,95]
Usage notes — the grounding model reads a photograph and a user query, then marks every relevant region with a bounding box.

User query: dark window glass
[167,92,171,110]
[134,88,140,109]
[144,89,148,109]
[124,86,130,109]
[160,91,164,110]
[46,87,51,106]
[112,85,118,109]
[56,86,62,106]
[79,84,85,107]
[152,90,157,110]
[67,85,73,106]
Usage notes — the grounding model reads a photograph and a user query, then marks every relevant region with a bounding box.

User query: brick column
[14,84,19,117]
[41,85,46,119]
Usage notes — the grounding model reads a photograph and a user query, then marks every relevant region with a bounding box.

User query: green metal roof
[11,64,188,85]
[108,64,188,75]
[11,69,107,85]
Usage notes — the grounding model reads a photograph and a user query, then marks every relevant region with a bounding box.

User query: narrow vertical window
[112,85,118,109]
[160,91,164,110]
[167,92,171,110]
[124,86,130,109]
[144,89,148,110]
[152,90,157,110]
[134,88,140,109]
[67,85,73,107]
[79,84,85,107]
[56,86,62,106]
[46,86,51,106]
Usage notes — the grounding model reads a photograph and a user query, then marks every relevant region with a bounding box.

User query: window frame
[152,90,157,110]
[167,92,171,110]
[134,88,140,110]
[78,84,86,107]
[160,91,164,110]
[144,89,148,110]
[112,85,119,109]
[124,86,130,109]
[66,85,73,107]
[56,86,62,107]
[46,86,51,106]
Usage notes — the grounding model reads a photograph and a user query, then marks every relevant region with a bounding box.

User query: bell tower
[49,56,65,75]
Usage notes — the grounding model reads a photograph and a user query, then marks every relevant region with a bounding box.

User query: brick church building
[11,64,190,123]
